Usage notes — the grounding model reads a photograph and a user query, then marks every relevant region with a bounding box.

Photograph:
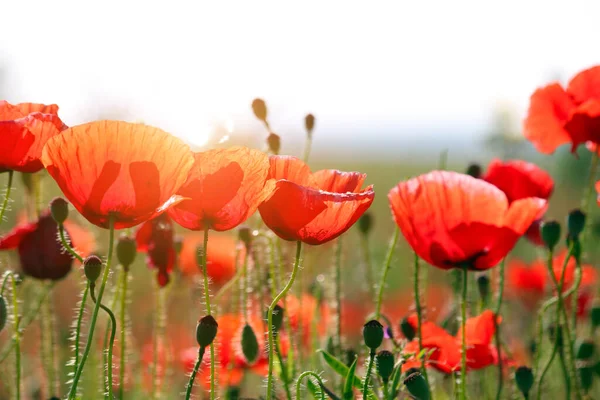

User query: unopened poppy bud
[466,163,482,179]
[540,220,561,250]
[590,303,600,329]
[345,348,357,367]
[241,323,259,364]
[515,366,534,398]
[358,213,373,236]
[267,133,280,155]
[174,236,184,255]
[0,295,6,332]
[376,350,394,383]
[268,304,284,333]
[251,98,268,122]
[83,255,103,284]
[363,319,384,350]
[568,209,586,239]
[576,339,595,360]
[477,275,490,301]
[196,315,218,347]
[225,387,240,400]
[238,226,252,249]
[404,371,431,400]
[49,197,69,224]
[580,367,594,391]
[400,317,416,341]
[305,113,315,136]
[116,236,137,268]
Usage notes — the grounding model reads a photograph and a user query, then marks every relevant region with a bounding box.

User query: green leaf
[343,357,358,399]
[306,378,322,399]
[318,350,377,399]
[389,365,403,400]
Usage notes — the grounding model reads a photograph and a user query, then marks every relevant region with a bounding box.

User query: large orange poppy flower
[0,101,66,173]
[402,310,500,374]
[168,147,273,231]
[388,171,547,270]
[524,65,600,153]
[41,121,195,229]
[259,156,374,245]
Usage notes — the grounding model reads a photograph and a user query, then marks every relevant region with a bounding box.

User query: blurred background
[2,1,600,398]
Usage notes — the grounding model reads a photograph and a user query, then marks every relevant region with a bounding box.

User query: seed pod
[83,255,103,284]
[579,366,594,392]
[49,197,69,224]
[591,303,600,329]
[363,320,384,350]
[540,220,561,250]
[196,315,218,347]
[116,236,137,268]
[515,366,534,398]
[376,350,394,383]
[466,163,482,179]
[241,323,259,364]
[251,98,268,122]
[404,371,431,400]
[400,316,416,341]
[269,305,284,333]
[305,113,315,135]
[576,339,595,360]
[267,133,281,155]
[568,209,586,239]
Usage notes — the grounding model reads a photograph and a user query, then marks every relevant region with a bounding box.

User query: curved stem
[102,270,122,397]
[67,216,115,399]
[0,170,14,226]
[184,346,206,400]
[494,258,506,400]
[362,349,375,399]
[199,227,215,400]
[266,240,302,400]
[537,332,560,400]
[413,253,430,387]
[295,371,326,400]
[91,286,116,399]
[119,269,129,399]
[459,267,468,400]
[73,283,89,379]
[275,340,292,400]
[375,227,400,320]
[59,225,84,263]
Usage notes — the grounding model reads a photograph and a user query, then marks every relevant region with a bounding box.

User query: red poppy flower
[168,147,273,231]
[283,294,330,349]
[0,213,75,280]
[41,121,195,229]
[0,101,66,173]
[136,213,176,287]
[389,171,547,270]
[524,65,600,154]
[259,156,374,245]
[402,310,500,374]
[178,233,243,286]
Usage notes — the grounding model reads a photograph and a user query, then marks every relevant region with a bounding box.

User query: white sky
[2,0,600,150]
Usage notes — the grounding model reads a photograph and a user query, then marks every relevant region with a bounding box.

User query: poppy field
[2,65,600,400]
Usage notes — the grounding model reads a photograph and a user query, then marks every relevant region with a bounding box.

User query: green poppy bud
[576,339,595,360]
[196,315,218,347]
[358,213,373,236]
[267,133,280,155]
[466,163,482,179]
[590,303,600,329]
[580,367,594,391]
[363,319,384,350]
[251,98,268,122]
[477,275,490,301]
[305,113,315,135]
[116,236,137,268]
[400,317,416,341]
[0,295,6,332]
[83,255,103,284]
[49,197,69,224]
[568,209,586,239]
[404,371,431,400]
[540,220,561,250]
[226,386,240,400]
[241,323,259,364]
[515,366,534,398]
[376,350,394,383]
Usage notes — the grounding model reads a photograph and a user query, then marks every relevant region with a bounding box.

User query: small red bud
[267,133,281,155]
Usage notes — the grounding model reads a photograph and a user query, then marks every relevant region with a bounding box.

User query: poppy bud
[403,371,431,400]
[576,339,595,360]
[238,226,252,249]
[305,113,315,136]
[345,348,357,367]
[174,236,184,255]
[83,255,103,284]
[267,133,280,155]
[241,323,259,364]
[568,209,586,239]
[466,163,482,179]
[116,236,137,269]
[404,367,420,378]
[477,275,490,301]
[400,317,416,341]
[580,367,594,391]
[376,350,394,383]
[251,98,268,122]
[49,197,69,225]
[363,319,384,350]
[196,315,218,348]
[358,213,373,236]
[515,366,534,398]
[0,295,6,332]
[540,220,561,250]
[268,304,284,333]
[590,303,600,329]
[226,386,240,400]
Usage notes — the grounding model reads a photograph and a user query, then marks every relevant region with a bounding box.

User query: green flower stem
[581,152,598,250]
[10,272,21,400]
[413,253,430,388]
[42,292,58,396]
[275,339,293,400]
[103,269,123,397]
[494,258,506,400]
[119,268,129,399]
[73,283,89,379]
[91,285,116,399]
[295,371,326,400]
[536,329,560,400]
[362,349,376,399]
[199,227,216,400]
[184,346,206,400]
[459,267,468,400]
[570,257,582,335]
[0,170,13,226]
[334,238,343,357]
[375,227,400,320]
[67,216,115,400]
[266,240,302,400]
[360,234,375,300]
[59,225,84,263]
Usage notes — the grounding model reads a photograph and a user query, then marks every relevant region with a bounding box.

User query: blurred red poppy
[389,171,547,271]
[136,213,176,287]
[0,213,75,280]
[41,121,195,229]
[178,233,243,286]
[402,310,500,373]
[524,65,600,154]
[284,294,330,349]
[169,147,273,231]
[259,156,374,245]
[0,101,66,173]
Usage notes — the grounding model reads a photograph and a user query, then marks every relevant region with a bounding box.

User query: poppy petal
[267,155,317,187]
[0,221,37,249]
[0,101,60,121]
[564,100,600,151]
[483,159,554,203]
[135,219,154,251]
[312,169,366,193]
[458,310,498,345]
[566,65,600,104]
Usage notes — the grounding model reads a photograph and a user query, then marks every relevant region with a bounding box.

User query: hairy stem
[375,228,400,319]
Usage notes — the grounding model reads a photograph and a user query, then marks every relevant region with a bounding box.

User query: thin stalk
[570,257,582,335]
[103,269,123,397]
[184,346,206,400]
[266,241,302,400]
[59,225,84,263]
[360,234,375,300]
[0,170,14,225]
[536,331,560,400]
[494,258,506,400]
[295,371,326,400]
[91,286,116,399]
[42,292,58,396]
[459,267,468,400]
[11,273,21,400]
[73,283,89,379]
[275,340,293,400]
[413,253,430,387]
[199,227,216,400]
[119,268,129,399]
[362,349,376,399]
[581,152,599,249]
[375,227,400,320]
[67,216,115,399]
[303,135,313,163]
[558,344,571,398]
